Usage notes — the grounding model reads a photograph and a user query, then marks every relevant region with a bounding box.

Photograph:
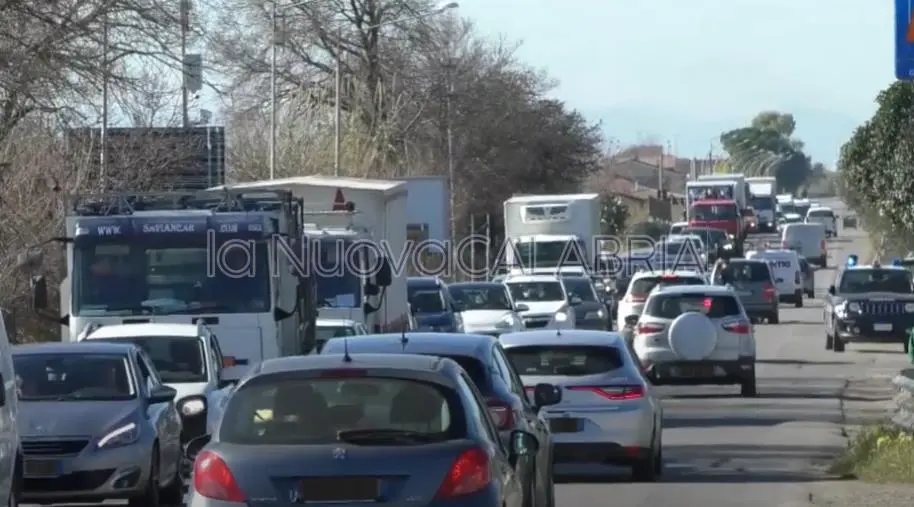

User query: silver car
[500,330,664,482]
[13,342,183,506]
[633,285,757,396]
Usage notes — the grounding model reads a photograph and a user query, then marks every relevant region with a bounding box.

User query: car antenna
[400,327,409,350]
[342,337,352,363]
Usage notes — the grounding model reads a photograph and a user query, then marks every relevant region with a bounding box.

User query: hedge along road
[555,197,913,506]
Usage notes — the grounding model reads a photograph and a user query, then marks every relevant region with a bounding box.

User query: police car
[824,255,914,353]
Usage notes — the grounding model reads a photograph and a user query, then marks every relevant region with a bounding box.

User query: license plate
[670,366,714,377]
[549,418,580,433]
[874,323,893,331]
[23,458,59,478]
[297,477,379,502]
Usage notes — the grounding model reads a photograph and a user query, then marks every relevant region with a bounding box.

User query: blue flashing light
[846,255,858,267]
[893,258,903,266]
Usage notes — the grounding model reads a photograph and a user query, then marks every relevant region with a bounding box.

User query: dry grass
[830,425,914,484]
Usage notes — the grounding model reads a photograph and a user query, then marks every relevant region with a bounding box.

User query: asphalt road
[557,198,911,506]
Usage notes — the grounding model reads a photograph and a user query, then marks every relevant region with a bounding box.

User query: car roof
[321,333,497,358]
[448,282,505,289]
[254,352,452,376]
[652,284,734,296]
[500,329,625,349]
[631,270,705,280]
[85,323,200,339]
[13,341,136,355]
[316,319,360,327]
[407,276,443,287]
[504,274,561,283]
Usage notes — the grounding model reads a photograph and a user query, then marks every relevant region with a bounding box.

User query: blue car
[408,277,464,332]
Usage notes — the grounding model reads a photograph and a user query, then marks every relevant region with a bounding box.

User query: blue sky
[456,0,894,166]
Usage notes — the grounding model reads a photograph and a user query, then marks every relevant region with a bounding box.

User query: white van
[745,249,803,307]
[781,223,828,267]
[0,311,20,507]
[806,206,837,238]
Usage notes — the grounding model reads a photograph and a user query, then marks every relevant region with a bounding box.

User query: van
[806,206,837,238]
[0,311,20,507]
[781,223,828,267]
[745,249,803,306]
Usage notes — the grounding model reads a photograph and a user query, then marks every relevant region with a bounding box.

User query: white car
[806,206,837,238]
[79,322,232,442]
[0,311,19,507]
[504,274,576,329]
[315,318,369,351]
[633,284,757,396]
[448,282,527,335]
[615,270,708,331]
[669,221,688,235]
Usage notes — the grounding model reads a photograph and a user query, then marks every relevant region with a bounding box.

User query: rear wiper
[337,428,438,444]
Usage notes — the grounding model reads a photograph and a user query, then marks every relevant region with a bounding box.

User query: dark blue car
[408,277,464,332]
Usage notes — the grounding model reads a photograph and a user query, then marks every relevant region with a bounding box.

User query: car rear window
[219,376,464,445]
[726,262,772,282]
[504,345,624,376]
[445,356,490,394]
[629,276,706,297]
[645,294,742,319]
[808,209,833,218]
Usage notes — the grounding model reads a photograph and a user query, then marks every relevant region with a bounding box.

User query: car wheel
[807,290,815,298]
[631,452,657,482]
[826,332,834,350]
[769,312,779,324]
[740,375,757,397]
[833,337,846,352]
[905,339,910,354]
[794,292,803,308]
[159,455,183,506]
[129,453,160,507]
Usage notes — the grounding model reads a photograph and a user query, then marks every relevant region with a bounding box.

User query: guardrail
[892,369,914,432]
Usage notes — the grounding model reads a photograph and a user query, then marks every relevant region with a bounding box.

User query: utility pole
[334,25,342,176]
[100,12,109,184]
[180,0,190,128]
[446,61,455,249]
[269,1,277,179]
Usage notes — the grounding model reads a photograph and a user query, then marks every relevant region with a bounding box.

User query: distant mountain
[582,105,866,168]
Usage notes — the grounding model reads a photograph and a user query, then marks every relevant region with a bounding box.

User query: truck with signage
[27,189,316,381]
[215,176,407,333]
[502,194,601,275]
[746,176,778,232]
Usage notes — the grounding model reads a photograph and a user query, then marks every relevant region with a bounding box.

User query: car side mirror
[828,285,836,296]
[532,383,561,408]
[149,385,177,404]
[514,303,529,312]
[509,429,539,456]
[30,275,48,311]
[184,434,211,460]
[375,258,392,287]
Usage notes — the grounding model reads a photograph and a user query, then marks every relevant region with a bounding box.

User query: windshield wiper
[336,428,438,445]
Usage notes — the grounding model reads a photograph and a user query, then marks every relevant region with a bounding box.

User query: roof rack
[67,189,300,217]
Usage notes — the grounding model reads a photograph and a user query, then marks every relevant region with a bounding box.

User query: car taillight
[436,447,490,497]
[637,322,664,334]
[567,385,644,400]
[486,398,514,430]
[625,294,646,303]
[193,451,246,503]
[762,284,776,301]
[723,321,751,334]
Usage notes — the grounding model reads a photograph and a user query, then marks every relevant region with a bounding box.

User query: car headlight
[97,422,139,449]
[905,303,914,313]
[179,396,206,417]
[495,315,515,329]
[585,309,605,319]
[554,311,569,323]
[847,302,861,313]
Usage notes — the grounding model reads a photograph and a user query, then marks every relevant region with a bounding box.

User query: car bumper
[836,319,912,343]
[643,358,755,385]
[188,484,505,507]
[743,301,778,317]
[21,443,154,502]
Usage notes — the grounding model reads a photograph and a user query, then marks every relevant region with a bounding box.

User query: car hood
[19,400,138,438]
[460,310,513,327]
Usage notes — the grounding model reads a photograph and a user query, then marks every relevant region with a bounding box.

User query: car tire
[806,290,815,298]
[129,453,160,507]
[794,292,803,308]
[631,449,658,482]
[769,312,779,324]
[905,340,910,354]
[826,332,834,350]
[741,375,757,397]
[833,337,846,352]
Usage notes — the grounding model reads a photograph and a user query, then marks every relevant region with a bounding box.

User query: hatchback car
[407,277,464,332]
[504,275,576,329]
[448,282,528,336]
[500,330,663,482]
[320,334,560,507]
[615,271,707,331]
[633,285,757,396]
[560,276,610,330]
[710,259,779,323]
[185,353,545,507]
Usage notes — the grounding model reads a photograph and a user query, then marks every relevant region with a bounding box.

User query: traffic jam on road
[1,178,907,507]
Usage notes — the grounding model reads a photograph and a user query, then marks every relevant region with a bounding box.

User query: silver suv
[632,285,757,396]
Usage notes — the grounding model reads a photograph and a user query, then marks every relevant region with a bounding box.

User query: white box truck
[503,194,601,275]
[746,176,778,232]
[217,176,410,333]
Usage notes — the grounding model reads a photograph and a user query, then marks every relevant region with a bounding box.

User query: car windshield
[316,326,358,344]
[408,287,446,313]
[628,275,706,297]
[838,269,913,294]
[807,209,833,218]
[449,285,513,310]
[507,281,565,302]
[750,196,775,210]
[98,336,206,383]
[562,278,598,302]
[219,376,463,445]
[13,353,134,401]
[691,204,738,220]
[645,294,742,319]
[505,345,625,376]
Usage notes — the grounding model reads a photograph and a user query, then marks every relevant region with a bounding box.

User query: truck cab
[688,199,744,244]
